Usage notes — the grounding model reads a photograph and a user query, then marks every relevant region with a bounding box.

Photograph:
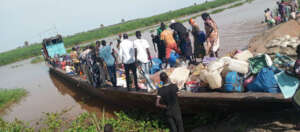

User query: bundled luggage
[247,67,280,93]
[224,72,244,92]
[150,58,162,74]
[248,54,273,74]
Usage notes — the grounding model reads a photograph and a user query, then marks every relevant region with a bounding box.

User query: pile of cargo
[147,36,300,99]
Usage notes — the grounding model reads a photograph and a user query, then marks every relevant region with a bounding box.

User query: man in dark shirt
[169,20,188,56]
[156,72,184,132]
[151,34,166,62]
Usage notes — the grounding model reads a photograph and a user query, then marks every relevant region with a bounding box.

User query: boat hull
[49,66,292,113]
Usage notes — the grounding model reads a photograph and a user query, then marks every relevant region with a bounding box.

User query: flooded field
[0,0,277,123]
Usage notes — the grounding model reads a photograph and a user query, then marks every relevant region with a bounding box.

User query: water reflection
[49,72,118,119]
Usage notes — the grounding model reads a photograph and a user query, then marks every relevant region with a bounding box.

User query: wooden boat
[49,65,292,114]
[43,35,292,114]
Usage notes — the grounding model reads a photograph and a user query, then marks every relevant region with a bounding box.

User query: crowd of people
[46,3,300,130]
[50,12,219,93]
[264,0,298,26]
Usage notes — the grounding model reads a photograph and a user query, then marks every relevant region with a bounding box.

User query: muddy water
[0,60,117,122]
[0,0,277,122]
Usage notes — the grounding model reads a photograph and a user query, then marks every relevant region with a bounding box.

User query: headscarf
[189,18,196,25]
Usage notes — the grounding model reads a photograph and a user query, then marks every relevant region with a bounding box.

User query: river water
[0,0,277,122]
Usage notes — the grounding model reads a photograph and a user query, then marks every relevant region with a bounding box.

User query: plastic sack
[224,72,244,92]
[233,50,253,62]
[243,75,255,89]
[191,64,205,76]
[273,53,295,68]
[168,52,179,67]
[169,67,190,90]
[206,71,222,89]
[222,57,249,74]
[248,54,273,74]
[207,60,224,73]
[199,69,209,83]
[150,58,162,74]
[247,67,279,93]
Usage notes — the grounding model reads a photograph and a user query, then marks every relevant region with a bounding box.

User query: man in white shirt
[119,33,139,91]
[134,31,156,92]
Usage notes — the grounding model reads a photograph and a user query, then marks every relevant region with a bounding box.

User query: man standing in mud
[156,72,184,132]
[118,33,140,91]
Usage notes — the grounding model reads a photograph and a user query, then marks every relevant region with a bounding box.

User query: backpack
[247,67,280,93]
[224,72,244,92]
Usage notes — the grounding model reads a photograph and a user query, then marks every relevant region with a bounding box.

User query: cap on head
[189,18,196,25]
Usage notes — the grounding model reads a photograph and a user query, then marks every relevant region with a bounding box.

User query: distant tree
[24,41,29,47]
[100,24,104,28]
[121,19,125,23]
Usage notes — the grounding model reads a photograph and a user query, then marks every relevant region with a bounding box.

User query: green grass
[0,0,243,66]
[227,2,245,8]
[0,110,169,132]
[30,56,44,64]
[0,88,27,110]
[211,8,227,14]
[0,108,230,131]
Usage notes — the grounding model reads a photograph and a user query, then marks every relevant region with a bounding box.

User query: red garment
[166,43,180,59]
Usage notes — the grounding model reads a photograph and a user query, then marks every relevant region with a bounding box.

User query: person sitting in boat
[99,40,117,87]
[156,72,184,132]
[202,12,220,57]
[65,63,75,75]
[118,33,140,91]
[79,46,92,79]
[294,44,300,129]
[134,31,156,92]
[70,47,80,75]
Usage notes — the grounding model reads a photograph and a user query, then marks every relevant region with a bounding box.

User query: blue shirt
[99,46,115,66]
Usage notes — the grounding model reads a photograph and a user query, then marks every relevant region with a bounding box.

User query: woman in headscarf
[189,18,206,59]
[201,13,220,57]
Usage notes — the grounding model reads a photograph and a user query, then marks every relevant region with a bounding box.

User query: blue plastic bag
[224,72,244,92]
[247,67,280,93]
[150,58,162,74]
[168,52,179,67]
